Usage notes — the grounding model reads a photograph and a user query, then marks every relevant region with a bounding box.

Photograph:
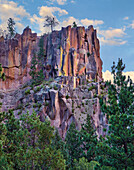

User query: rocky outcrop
[0,25,105,137]
[0,77,107,138]
[44,25,102,80]
[0,25,102,90]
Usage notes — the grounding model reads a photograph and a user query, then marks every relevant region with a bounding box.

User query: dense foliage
[0,110,66,169]
[97,58,134,170]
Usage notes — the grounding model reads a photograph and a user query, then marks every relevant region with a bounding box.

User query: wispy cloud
[47,0,67,5]
[103,70,134,82]
[57,0,67,5]
[39,6,68,17]
[61,16,80,27]
[98,28,127,46]
[30,6,68,34]
[130,20,134,29]
[81,18,104,26]
[123,16,129,20]
[0,0,30,32]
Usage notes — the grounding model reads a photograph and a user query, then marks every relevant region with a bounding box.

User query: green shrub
[25,89,30,95]
[100,85,105,90]
[45,101,49,106]
[17,104,23,110]
[25,103,29,107]
[87,52,90,57]
[54,85,58,90]
[33,103,37,108]
[94,94,97,98]
[38,103,42,108]
[82,96,85,99]
[34,86,41,93]
[17,110,22,115]
[88,85,95,91]
[66,94,69,99]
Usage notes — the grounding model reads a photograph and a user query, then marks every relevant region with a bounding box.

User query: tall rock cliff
[0,25,102,90]
[0,27,37,90]
[0,26,107,138]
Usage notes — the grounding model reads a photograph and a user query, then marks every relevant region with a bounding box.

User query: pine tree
[7,18,16,39]
[29,53,38,83]
[72,22,77,28]
[98,58,134,170]
[30,36,45,84]
[65,122,83,168]
[19,111,66,169]
[80,114,98,162]
[0,110,66,169]
[0,110,22,169]
[37,36,45,83]
[52,129,65,152]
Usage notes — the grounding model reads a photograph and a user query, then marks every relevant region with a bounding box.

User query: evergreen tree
[19,111,65,169]
[29,53,38,83]
[0,110,22,169]
[80,114,98,162]
[65,122,83,168]
[52,129,65,153]
[98,58,134,170]
[72,22,77,28]
[37,36,45,83]
[0,110,66,169]
[7,18,16,39]
[30,36,45,84]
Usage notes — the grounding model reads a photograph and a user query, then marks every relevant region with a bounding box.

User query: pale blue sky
[0,0,134,72]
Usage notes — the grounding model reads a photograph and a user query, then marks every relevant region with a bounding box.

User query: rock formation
[0,25,107,137]
[0,25,102,90]
[0,77,107,138]
[0,27,37,90]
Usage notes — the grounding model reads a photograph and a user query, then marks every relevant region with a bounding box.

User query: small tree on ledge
[72,22,77,28]
[7,18,16,39]
[44,16,59,32]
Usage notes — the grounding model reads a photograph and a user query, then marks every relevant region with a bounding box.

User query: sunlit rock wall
[0,25,102,90]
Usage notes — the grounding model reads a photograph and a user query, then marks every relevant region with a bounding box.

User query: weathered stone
[0,25,102,90]
[0,25,106,138]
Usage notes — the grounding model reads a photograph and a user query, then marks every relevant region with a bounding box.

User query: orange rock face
[44,25,103,79]
[0,25,102,90]
[0,27,37,90]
